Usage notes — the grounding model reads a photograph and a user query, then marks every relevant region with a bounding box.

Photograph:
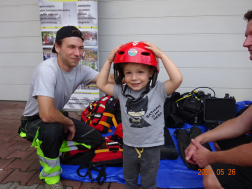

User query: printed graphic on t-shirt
[126,96,151,128]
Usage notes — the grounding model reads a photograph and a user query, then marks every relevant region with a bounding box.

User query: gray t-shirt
[114,81,170,147]
[23,57,98,116]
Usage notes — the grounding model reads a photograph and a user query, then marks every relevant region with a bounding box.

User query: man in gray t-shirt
[18,26,114,189]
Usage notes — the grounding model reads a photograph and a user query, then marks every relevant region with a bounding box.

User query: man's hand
[185,142,198,164]
[63,120,76,141]
[191,139,211,168]
[143,41,164,58]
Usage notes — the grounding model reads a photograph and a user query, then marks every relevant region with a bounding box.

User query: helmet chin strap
[121,80,151,108]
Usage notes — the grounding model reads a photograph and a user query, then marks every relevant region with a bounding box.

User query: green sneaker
[45,180,63,189]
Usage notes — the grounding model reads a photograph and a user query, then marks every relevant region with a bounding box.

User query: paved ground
[0,101,164,189]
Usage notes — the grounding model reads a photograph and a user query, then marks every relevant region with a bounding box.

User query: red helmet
[113,41,159,86]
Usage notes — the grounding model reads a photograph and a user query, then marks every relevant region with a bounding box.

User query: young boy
[97,41,183,189]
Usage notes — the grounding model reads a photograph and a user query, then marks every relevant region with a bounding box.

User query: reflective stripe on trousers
[32,130,61,185]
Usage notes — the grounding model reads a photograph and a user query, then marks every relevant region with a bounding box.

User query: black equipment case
[203,94,236,129]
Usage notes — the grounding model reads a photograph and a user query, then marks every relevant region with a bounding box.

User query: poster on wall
[38,0,99,111]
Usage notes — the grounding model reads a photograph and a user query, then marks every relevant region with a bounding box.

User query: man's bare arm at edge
[37,96,75,141]
[207,142,252,167]
[185,105,252,166]
[91,73,116,84]
[190,138,252,168]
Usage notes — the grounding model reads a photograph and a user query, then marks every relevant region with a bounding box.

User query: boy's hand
[144,41,164,58]
[107,44,123,63]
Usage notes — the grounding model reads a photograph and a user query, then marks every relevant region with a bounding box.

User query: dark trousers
[123,144,160,189]
[211,134,252,189]
[19,117,103,159]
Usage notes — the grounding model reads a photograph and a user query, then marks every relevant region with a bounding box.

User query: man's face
[243,20,252,60]
[55,37,84,70]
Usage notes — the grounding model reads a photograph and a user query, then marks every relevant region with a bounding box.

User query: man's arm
[37,96,75,141]
[91,73,116,84]
[191,139,252,168]
[185,105,252,163]
[209,142,252,167]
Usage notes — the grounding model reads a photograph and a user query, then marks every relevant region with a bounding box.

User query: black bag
[164,92,185,128]
[160,126,179,160]
[176,87,215,126]
[174,126,212,170]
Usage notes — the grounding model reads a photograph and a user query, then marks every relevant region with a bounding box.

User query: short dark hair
[52,26,84,53]
[244,10,252,22]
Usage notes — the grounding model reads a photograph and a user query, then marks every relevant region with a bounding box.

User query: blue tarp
[60,101,252,188]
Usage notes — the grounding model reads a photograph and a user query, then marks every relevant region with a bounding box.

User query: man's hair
[244,10,252,22]
[52,26,84,53]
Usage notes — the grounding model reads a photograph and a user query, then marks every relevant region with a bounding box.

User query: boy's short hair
[244,10,252,22]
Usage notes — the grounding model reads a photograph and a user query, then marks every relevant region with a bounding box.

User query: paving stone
[109,182,126,189]
[5,159,36,172]
[0,122,19,130]
[80,182,110,189]
[26,151,39,161]
[0,119,15,125]
[61,179,82,189]
[7,141,31,151]
[2,169,36,185]
[6,182,22,189]
[0,129,16,135]
[0,109,16,116]
[22,184,39,189]
[0,158,15,170]
[0,182,15,189]
[27,160,41,172]
[26,147,36,152]
[9,135,27,143]
[0,149,16,159]
[37,185,45,189]
[0,134,16,142]
[26,171,44,186]
[0,169,14,183]
[0,141,16,150]
[6,149,34,160]
[68,112,81,120]
[65,187,73,189]
[5,182,25,189]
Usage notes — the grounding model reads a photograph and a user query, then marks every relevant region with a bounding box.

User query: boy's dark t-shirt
[114,81,170,147]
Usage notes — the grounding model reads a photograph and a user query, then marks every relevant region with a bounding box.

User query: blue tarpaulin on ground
[60,101,252,188]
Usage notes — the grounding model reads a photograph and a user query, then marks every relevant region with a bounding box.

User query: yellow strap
[99,121,113,132]
[95,149,123,153]
[103,113,118,128]
[85,120,92,125]
[135,147,144,158]
[99,121,110,127]
[175,94,192,103]
[103,112,114,117]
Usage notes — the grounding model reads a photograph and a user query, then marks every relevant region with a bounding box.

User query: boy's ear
[149,67,155,78]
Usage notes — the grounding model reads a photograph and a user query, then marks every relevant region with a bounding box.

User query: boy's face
[123,63,154,91]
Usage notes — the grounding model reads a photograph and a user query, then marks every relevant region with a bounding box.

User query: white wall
[98,0,252,101]
[0,0,251,101]
[0,0,43,101]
